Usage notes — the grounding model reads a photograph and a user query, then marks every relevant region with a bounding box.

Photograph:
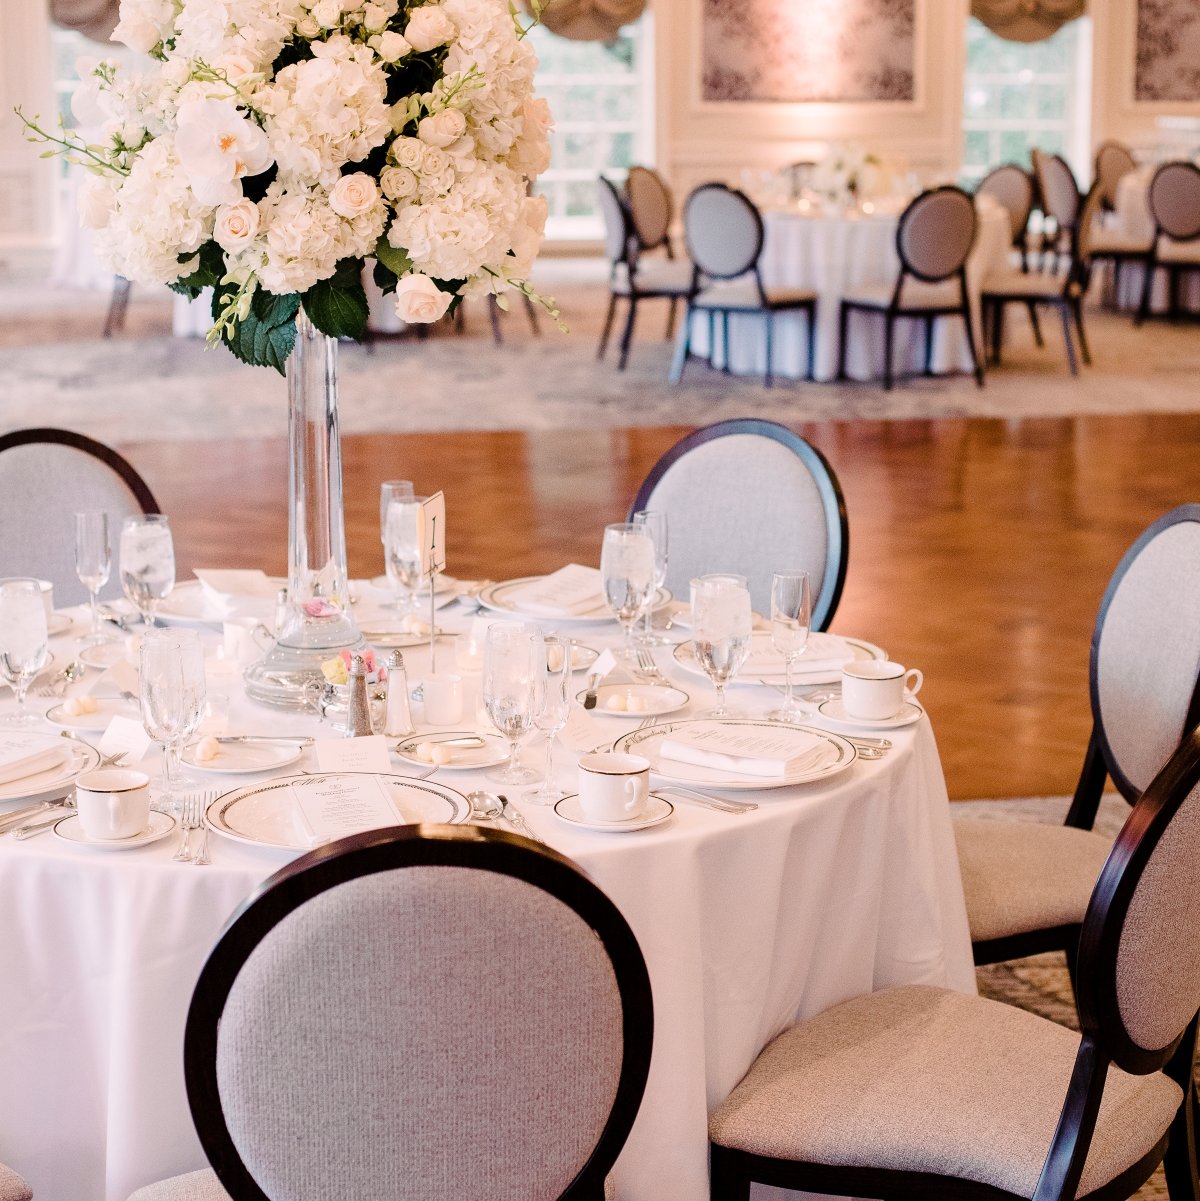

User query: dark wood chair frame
[670,183,817,389]
[710,724,1200,1201]
[624,165,682,341]
[976,163,1045,342]
[628,418,848,632]
[184,823,654,1201]
[836,185,985,391]
[0,426,160,515]
[1135,161,1200,327]
[971,503,1200,975]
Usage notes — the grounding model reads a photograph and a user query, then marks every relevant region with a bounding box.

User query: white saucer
[815,698,924,731]
[553,792,674,832]
[181,740,305,774]
[47,613,74,637]
[52,810,176,850]
[80,642,128,670]
[576,682,689,718]
[44,698,136,733]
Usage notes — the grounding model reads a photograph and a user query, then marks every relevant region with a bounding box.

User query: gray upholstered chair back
[977,164,1035,243]
[1074,183,1103,267]
[1033,150,1080,230]
[896,186,977,281]
[1094,140,1137,208]
[188,826,651,1201]
[684,184,763,281]
[1148,161,1200,242]
[1090,506,1200,801]
[597,176,633,265]
[626,166,672,251]
[0,430,158,606]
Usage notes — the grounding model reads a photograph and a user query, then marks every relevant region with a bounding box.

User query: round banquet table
[684,196,1011,383]
[0,584,974,1201]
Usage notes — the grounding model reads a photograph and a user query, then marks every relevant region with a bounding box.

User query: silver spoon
[466,790,503,821]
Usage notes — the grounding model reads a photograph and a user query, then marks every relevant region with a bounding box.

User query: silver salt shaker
[384,650,415,738]
[346,654,374,738]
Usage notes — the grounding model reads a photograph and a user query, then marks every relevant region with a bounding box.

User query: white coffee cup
[74,768,152,840]
[422,673,464,724]
[578,752,651,822]
[841,660,923,721]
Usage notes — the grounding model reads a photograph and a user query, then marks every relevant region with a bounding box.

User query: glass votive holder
[454,633,483,672]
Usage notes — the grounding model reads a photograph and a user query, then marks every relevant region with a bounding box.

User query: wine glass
[632,509,669,646]
[120,514,175,627]
[690,574,753,718]
[0,579,49,726]
[482,623,543,785]
[527,634,572,805]
[379,480,414,535]
[768,570,812,722]
[139,629,206,810]
[600,523,657,664]
[74,511,113,647]
[382,495,426,613]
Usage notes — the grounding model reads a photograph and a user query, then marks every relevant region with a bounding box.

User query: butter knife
[582,671,602,710]
[214,735,315,745]
[497,795,545,844]
[12,808,76,839]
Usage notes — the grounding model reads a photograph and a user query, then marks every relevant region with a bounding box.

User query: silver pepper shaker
[346,654,374,738]
[384,650,415,737]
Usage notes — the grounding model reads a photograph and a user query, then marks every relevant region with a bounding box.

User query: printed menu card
[0,735,65,785]
[659,723,834,778]
[291,774,403,845]
[512,564,606,617]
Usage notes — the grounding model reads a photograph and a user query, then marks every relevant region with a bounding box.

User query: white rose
[111,15,160,54]
[404,5,456,52]
[329,172,379,217]
[312,0,344,27]
[296,14,321,36]
[369,30,411,61]
[362,2,390,30]
[417,108,466,149]
[214,198,260,250]
[391,137,424,170]
[380,165,417,201]
[394,273,452,323]
[215,53,258,84]
[420,145,450,176]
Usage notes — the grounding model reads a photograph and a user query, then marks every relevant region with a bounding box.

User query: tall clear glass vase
[244,310,364,709]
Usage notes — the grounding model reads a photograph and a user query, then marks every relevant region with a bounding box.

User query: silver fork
[36,661,83,698]
[634,649,667,683]
[190,791,217,865]
[172,795,198,862]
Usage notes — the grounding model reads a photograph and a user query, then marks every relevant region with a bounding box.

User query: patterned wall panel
[701,0,916,104]
[1136,0,1200,102]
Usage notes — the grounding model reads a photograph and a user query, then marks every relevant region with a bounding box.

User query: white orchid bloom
[174,98,273,207]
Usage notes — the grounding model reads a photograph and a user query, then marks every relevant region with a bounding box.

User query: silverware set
[173,791,219,864]
[35,659,84,699]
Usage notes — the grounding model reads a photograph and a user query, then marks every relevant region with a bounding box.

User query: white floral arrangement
[19,0,556,371]
[811,143,882,208]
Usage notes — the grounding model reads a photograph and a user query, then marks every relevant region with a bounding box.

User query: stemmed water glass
[0,579,50,726]
[382,494,426,613]
[600,522,657,664]
[140,629,206,810]
[120,514,175,627]
[691,574,753,718]
[482,623,543,785]
[767,570,812,723]
[632,509,669,646]
[526,634,572,805]
[74,511,114,647]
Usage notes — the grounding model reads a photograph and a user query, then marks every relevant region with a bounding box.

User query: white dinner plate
[478,577,672,625]
[52,810,176,851]
[44,698,136,733]
[554,792,674,832]
[47,613,74,637]
[672,632,884,688]
[205,772,471,851]
[80,642,129,670]
[360,625,446,648]
[181,739,305,775]
[393,732,509,771]
[0,734,100,804]
[612,718,856,792]
[815,698,924,731]
[156,578,283,626]
[576,683,689,718]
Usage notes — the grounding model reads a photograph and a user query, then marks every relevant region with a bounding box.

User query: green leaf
[251,289,301,329]
[226,311,298,375]
[302,266,369,342]
[170,240,225,299]
[374,235,412,279]
[373,258,398,297]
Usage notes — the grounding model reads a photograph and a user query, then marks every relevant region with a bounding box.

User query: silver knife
[498,795,545,844]
[0,799,70,834]
[12,808,76,839]
[214,735,315,745]
[582,671,602,710]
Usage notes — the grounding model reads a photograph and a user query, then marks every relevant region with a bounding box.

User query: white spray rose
[369,30,411,61]
[394,273,452,322]
[111,15,161,54]
[312,0,344,28]
[417,108,466,149]
[214,197,261,249]
[329,172,379,217]
[380,165,418,201]
[404,5,456,53]
[391,137,424,170]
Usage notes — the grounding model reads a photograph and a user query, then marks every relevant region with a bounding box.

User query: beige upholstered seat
[0,1163,31,1201]
[841,277,966,310]
[710,985,1181,1198]
[692,281,816,310]
[1155,235,1200,264]
[610,258,694,296]
[980,267,1075,297]
[953,817,1113,943]
[1089,226,1151,254]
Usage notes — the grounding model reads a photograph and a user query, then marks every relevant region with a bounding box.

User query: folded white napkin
[659,724,833,779]
[746,631,858,677]
[194,569,276,617]
[512,565,606,617]
[0,739,67,785]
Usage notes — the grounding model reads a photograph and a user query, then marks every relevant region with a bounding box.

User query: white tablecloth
[1112,167,1200,312]
[0,592,973,1201]
[685,198,1011,383]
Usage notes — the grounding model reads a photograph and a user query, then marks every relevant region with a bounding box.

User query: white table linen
[1112,167,1200,312]
[685,198,1010,383]
[0,591,973,1201]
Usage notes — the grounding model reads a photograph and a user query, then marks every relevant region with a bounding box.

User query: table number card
[98,715,153,764]
[419,491,447,580]
[290,773,402,844]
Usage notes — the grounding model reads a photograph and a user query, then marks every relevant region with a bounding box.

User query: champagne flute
[383,495,426,613]
[0,579,50,726]
[120,514,175,627]
[74,511,113,647]
[600,523,657,664]
[482,623,543,785]
[691,574,753,718]
[140,629,206,809]
[768,570,812,722]
[527,634,572,805]
[632,509,669,646]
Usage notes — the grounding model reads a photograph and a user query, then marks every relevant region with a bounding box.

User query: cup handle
[904,668,924,697]
[623,778,640,814]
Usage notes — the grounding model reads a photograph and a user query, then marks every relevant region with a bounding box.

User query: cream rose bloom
[380,165,418,201]
[329,172,379,217]
[213,197,260,249]
[417,109,466,149]
[404,5,456,53]
[394,273,452,322]
[369,30,411,62]
[391,137,424,170]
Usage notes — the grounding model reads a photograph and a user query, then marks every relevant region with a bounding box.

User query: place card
[313,734,392,774]
[0,734,67,785]
[658,723,831,778]
[418,491,447,581]
[98,715,153,764]
[513,564,606,617]
[290,773,402,845]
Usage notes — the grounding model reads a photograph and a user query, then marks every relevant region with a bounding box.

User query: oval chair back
[1033,150,1081,233]
[596,175,634,268]
[625,166,673,253]
[977,164,1035,247]
[1147,161,1200,243]
[683,184,764,281]
[895,185,978,282]
[1094,140,1137,210]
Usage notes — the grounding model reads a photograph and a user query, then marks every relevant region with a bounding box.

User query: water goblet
[767,570,812,722]
[139,629,206,810]
[379,480,414,535]
[526,634,572,805]
[691,574,753,718]
[600,522,657,664]
[632,509,669,646]
[382,495,426,613]
[482,623,543,785]
[0,579,50,726]
[120,514,175,627]
[74,511,114,647]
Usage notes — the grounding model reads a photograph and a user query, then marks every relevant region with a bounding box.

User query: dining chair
[628,418,847,625]
[596,175,693,371]
[1135,161,1200,326]
[0,427,160,606]
[670,183,816,387]
[837,185,984,390]
[0,1163,31,1201]
[1093,140,1138,212]
[1031,149,1081,272]
[624,166,684,340]
[980,183,1100,376]
[128,824,652,1201]
[708,720,1200,1201]
[977,163,1037,270]
[954,504,1200,978]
